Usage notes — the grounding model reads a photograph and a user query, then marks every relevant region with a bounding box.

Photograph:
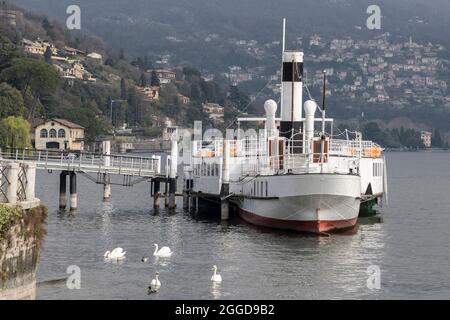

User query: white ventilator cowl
[304,100,318,154]
[264,99,278,135]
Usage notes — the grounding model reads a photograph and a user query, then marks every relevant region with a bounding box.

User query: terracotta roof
[30,118,84,129]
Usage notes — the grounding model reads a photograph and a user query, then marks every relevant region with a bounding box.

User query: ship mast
[320,70,327,173]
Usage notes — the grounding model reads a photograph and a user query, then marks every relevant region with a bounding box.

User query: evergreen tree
[119,48,125,60]
[44,46,53,64]
[120,78,127,100]
[42,17,56,40]
[150,70,160,87]
[432,128,443,148]
[139,72,147,87]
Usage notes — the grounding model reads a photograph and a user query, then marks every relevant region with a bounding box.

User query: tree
[0,36,19,69]
[0,116,31,149]
[42,17,56,40]
[139,72,147,87]
[432,128,443,148]
[1,58,59,119]
[182,66,201,80]
[119,48,125,60]
[120,78,127,100]
[150,70,160,87]
[0,82,25,118]
[227,85,250,110]
[44,46,53,64]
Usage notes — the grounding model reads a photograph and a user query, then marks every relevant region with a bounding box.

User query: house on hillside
[0,9,23,26]
[420,131,432,148]
[63,46,85,56]
[31,119,85,151]
[177,93,190,105]
[151,69,176,84]
[203,103,224,124]
[87,52,103,64]
[53,59,96,82]
[22,38,57,56]
[140,86,160,101]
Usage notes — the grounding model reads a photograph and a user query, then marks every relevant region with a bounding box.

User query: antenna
[282,18,286,53]
[322,70,327,112]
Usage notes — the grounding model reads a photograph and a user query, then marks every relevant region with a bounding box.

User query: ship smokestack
[280,50,303,151]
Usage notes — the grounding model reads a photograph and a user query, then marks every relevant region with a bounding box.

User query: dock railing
[0,147,161,177]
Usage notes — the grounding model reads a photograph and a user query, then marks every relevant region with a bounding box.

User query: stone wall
[0,204,47,300]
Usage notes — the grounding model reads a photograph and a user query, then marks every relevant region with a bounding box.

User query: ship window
[265,181,268,197]
[260,182,264,196]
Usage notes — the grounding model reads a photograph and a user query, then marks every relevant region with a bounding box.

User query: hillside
[0,3,256,145]
[10,0,450,71]
[1,2,449,149]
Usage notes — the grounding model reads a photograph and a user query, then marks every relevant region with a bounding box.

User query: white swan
[148,272,161,293]
[211,265,222,283]
[153,243,173,257]
[104,247,127,260]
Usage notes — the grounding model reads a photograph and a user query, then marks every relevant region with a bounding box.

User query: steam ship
[182,21,387,234]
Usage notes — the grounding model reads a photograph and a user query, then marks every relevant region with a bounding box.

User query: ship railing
[329,139,382,158]
[192,138,267,158]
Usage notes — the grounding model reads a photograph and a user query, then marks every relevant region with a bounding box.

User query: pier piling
[59,171,67,209]
[168,178,176,209]
[153,180,161,209]
[103,173,111,200]
[69,171,77,210]
[183,178,191,210]
[168,139,178,209]
[220,140,230,220]
[102,141,112,201]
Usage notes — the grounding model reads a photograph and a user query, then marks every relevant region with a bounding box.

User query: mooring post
[168,139,178,209]
[195,194,199,213]
[102,140,112,201]
[220,140,230,220]
[153,180,160,209]
[59,170,67,209]
[25,163,36,201]
[69,171,77,210]
[6,162,19,205]
[182,176,189,210]
[103,173,111,200]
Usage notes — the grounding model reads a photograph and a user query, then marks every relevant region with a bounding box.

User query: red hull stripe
[238,207,357,234]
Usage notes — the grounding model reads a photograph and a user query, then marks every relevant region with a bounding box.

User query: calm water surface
[36,151,450,299]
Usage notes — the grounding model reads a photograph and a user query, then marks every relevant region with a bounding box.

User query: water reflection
[210,282,222,299]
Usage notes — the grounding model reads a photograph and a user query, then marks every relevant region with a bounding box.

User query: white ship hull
[236,173,361,233]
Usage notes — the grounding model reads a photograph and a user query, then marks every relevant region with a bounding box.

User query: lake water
[35,151,450,299]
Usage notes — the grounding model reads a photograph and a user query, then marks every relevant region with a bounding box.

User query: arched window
[49,129,57,138]
[58,129,66,138]
[40,129,48,138]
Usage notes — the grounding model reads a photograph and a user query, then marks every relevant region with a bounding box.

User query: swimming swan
[104,247,127,260]
[211,265,222,283]
[153,244,173,257]
[148,272,161,293]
